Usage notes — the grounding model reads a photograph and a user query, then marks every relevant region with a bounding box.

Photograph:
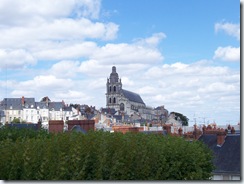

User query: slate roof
[198,134,240,175]
[36,102,72,112]
[0,110,5,117]
[122,89,145,105]
[101,108,117,115]
[48,102,63,111]
[71,125,86,134]
[113,114,130,121]
[35,102,49,109]
[1,98,35,110]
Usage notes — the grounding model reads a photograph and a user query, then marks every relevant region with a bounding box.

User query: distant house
[198,131,240,180]
[0,109,5,124]
[0,96,74,125]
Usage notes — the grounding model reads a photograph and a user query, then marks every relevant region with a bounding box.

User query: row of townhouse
[0,96,74,125]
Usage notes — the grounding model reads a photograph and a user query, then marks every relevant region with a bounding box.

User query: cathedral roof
[122,89,145,105]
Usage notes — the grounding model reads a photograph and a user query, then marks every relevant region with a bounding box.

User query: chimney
[21,96,25,106]
[231,127,235,134]
[45,96,49,106]
[217,130,226,147]
[178,127,182,136]
[77,107,80,115]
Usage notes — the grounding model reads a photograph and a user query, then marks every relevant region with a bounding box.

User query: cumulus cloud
[55,90,94,104]
[0,0,102,26]
[213,46,240,62]
[91,42,163,64]
[35,42,98,61]
[215,22,240,40]
[139,62,240,116]
[0,0,118,68]
[49,60,81,78]
[0,49,36,69]
[0,18,118,48]
[134,32,166,48]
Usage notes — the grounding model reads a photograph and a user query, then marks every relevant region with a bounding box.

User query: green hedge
[0,130,214,180]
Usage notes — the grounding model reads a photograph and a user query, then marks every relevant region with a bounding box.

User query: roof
[113,115,130,121]
[198,134,240,174]
[101,108,117,115]
[1,98,35,110]
[71,125,86,134]
[7,123,39,130]
[122,89,145,105]
[48,102,63,111]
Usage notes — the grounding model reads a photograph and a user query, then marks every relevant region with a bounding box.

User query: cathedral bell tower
[106,66,122,109]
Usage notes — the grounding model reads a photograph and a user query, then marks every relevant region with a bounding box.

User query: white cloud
[213,46,240,62]
[49,60,80,78]
[0,0,102,26]
[18,75,74,90]
[121,77,134,87]
[215,22,240,40]
[134,32,166,48]
[0,0,118,66]
[35,42,98,61]
[0,18,118,48]
[0,49,36,69]
[91,42,163,64]
[55,90,94,104]
[198,82,236,93]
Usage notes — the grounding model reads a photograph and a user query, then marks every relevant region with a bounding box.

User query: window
[109,86,112,92]
[109,98,112,103]
[120,103,125,111]
[114,86,116,92]
[18,110,21,115]
[223,175,230,180]
[113,97,116,103]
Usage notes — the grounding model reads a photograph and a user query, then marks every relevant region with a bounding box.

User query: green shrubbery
[0,128,214,180]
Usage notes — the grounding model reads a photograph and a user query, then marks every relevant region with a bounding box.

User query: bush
[0,130,214,180]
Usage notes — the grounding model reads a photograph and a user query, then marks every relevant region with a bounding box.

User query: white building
[0,96,73,125]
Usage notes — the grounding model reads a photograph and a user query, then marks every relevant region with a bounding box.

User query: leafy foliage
[171,112,189,126]
[0,129,214,180]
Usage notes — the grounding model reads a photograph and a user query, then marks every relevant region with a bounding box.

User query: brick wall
[112,126,143,134]
[67,120,95,132]
[48,120,64,133]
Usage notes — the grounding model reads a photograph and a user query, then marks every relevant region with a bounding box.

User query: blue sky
[0,0,240,126]
[101,0,240,65]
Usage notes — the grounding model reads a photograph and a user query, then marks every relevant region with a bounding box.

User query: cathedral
[106,66,146,115]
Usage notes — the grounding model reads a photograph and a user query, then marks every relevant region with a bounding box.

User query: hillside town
[0,66,240,180]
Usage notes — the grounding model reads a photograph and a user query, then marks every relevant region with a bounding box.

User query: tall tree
[171,112,189,126]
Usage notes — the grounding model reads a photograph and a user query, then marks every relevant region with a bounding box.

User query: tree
[171,112,189,126]
[12,117,21,124]
[0,131,214,180]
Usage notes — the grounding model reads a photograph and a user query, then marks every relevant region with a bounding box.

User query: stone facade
[106,66,146,116]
